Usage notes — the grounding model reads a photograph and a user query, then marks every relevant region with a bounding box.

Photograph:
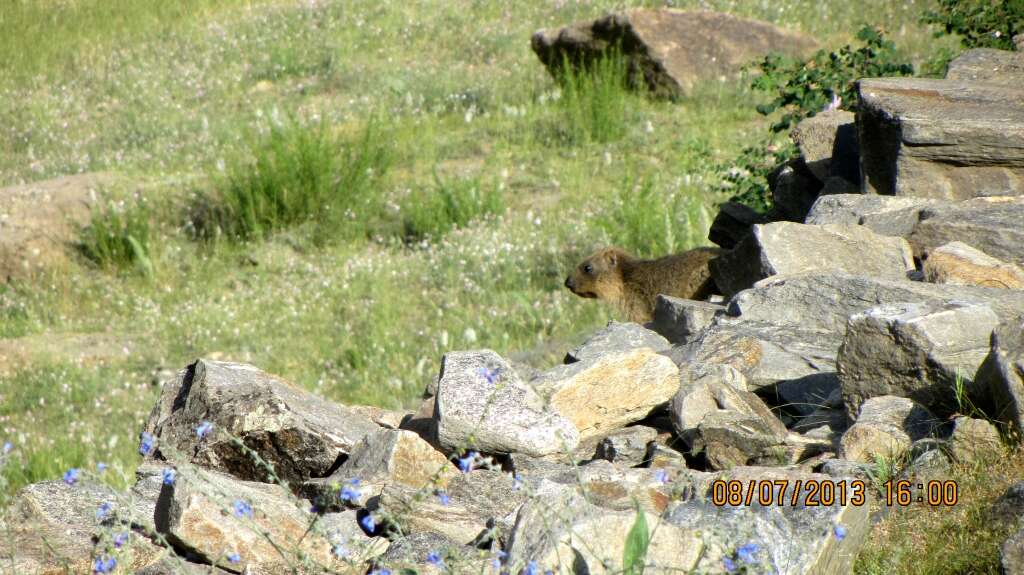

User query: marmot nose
[564,276,575,289]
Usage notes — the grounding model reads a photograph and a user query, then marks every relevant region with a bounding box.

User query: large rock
[948,415,1002,463]
[0,480,163,574]
[434,350,579,456]
[594,425,659,466]
[648,296,723,344]
[804,193,944,237]
[564,320,669,363]
[923,241,1024,289]
[767,158,823,222]
[708,201,765,249]
[505,486,704,574]
[908,196,1024,267]
[670,365,787,443]
[839,396,936,463]
[837,301,1000,416]
[144,359,380,484]
[978,320,1024,434]
[791,110,859,183]
[531,9,816,98]
[857,78,1024,199]
[376,532,483,574]
[945,48,1024,88]
[531,348,680,441]
[1003,527,1024,575]
[710,222,915,296]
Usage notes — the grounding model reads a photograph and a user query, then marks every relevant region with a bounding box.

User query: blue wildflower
[723,557,737,573]
[369,569,392,575]
[97,462,107,473]
[340,478,361,502]
[491,550,507,570]
[162,468,176,485]
[457,451,477,473]
[113,532,129,548]
[232,500,253,519]
[96,502,113,521]
[332,543,349,558]
[195,421,214,439]
[93,555,117,574]
[512,472,523,491]
[2,441,12,454]
[436,489,450,506]
[654,468,669,484]
[834,525,846,541]
[476,366,500,385]
[737,542,759,563]
[360,513,376,532]
[63,468,80,486]
[426,551,445,568]
[523,560,539,575]
[227,552,241,563]
[138,432,155,456]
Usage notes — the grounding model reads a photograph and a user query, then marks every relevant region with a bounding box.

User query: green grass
[76,198,156,276]
[555,51,634,145]
[400,173,505,243]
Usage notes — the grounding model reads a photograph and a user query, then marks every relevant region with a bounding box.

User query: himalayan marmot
[564,246,721,322]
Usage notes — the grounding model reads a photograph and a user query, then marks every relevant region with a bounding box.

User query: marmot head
[564,247,631,301]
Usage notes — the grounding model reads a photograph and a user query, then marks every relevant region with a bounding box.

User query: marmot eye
[584,264,593,274]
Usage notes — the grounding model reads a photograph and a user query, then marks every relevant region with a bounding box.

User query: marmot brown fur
[564,246,722,322]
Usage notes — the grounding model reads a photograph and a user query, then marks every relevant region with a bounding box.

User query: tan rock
[924,241,1024,289]
[840,396,936,463]
[949,416,1003,462]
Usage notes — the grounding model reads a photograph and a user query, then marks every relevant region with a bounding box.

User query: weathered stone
[648,295,724,344]
[839,396,937,463]
[144,359,380,484]
[924,240,1024,289]
[594,425,659,466]
[1017,33,1024,51]
[819,175,859,195]
[670,365,786,441]
[791,109,859,183]
[376,532,482,574]
[135,557,233,575]
[708,200,765,249]
[978,320,1024,434]
[0,480,163,575]
[564,320,669,363]
[347,405,411,430]
[858,77,1024,199]
[1003,527,1024,575]
[726,272,1024,333]
[710,222,915,296]
[318,509,390,562]
[949,416,1003,463]
[666,472,869,575]
[946,48,1024,87]
[909,196,1024,267]
[154,469,346,573]
[647,442,689,469]
[768,158,823,222]
[838,301,1000,416]
[804,193,944,237]
[820,459,874,481]
[435,350,579,457]
[304,429,457,508]
[992,481,1024,526]
[900,448,952,485]
[531,9,816,98]
[399,396,437,446]
[531,348,679,441]
[506,486,703,574]
[695,411,790,469]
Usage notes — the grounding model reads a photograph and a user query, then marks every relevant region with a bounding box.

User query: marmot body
[564,246,721,322]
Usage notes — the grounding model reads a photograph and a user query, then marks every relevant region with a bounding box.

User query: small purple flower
[360,513,376,532]
[737,542,759,563]
[723,556,737,573]
[457,451,477,473]
[227,552,241,564]
[834,524,846,541]
[113,532,129,548]
[96,462,107,473]
[195,421,214,439]
[491,550,508,570]
[232,500,253,519]
[63,468,81,486]
[162,468,176,485]
[654,468,669,484]
[96,502,113,521]
[332,543,349,558]
[2,441,12,454]
[823,92,842,113]
[436,489,450,506]
[340,478,361,502]
[476,366,500,385]
[369,569,392,575]
[93,555,117,574]
[426,551,445,568]
[512,472,523,491]
[138,432,156,456]
[523,560,539,575]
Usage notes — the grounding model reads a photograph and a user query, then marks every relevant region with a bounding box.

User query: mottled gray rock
[901,448,951,484]
[317,509,390,562]
[670,365,786,443]
[978,320,1024,434]
[804,193,943,237]
[909,196,1024,267]
[727,271,1024,333]
[135,557,233,575]
[144,359,380,484]
[648,295,724,344]
[858,77,1024,199]
[709,200,765,249]
[435,350,579,456]
[531,348,679,441]
[531,9,816,98]
[376,532,481,574]
[1003,527,1024,575]
[768,159,823,222]
[992,481,1024,526]
[946,48,1024,87]
[565,320,669,363]
[838,301,1000,417]
[820,459,874,481]
[791,109,859,183]
[710,222,915,296]
[840,396,937,463]
[924,241,1024,289]
[595,425,659,466]
[0,480,163,574]
[695,411,790,469]
[819,176,859,195]
[506,486,703,575]
[949,415,1003,462]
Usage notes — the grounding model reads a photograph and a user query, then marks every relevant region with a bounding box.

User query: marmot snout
[565,246,721,322]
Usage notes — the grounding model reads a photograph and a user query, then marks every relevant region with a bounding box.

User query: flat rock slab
[648,295,724,344]
[791,110,858,183]
[711,222,915,296]
[946,48,1024,88]
[858,77,1024,199]
[979,319,1024,434]
[435,350,579,456]
[924,241,1024,289]
[144,359,380,484]
[564,320,669,363]
[839,396,936,463]
[909,196,1024,267]
[531,9,816,98]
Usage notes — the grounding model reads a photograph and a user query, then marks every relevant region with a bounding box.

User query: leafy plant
[623,504,650,575]
[556,50,633,144]
[400,173,504,242]
[76,199,155,276]
[922,0,1024,50]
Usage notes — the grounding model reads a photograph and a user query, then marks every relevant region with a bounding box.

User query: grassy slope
[2,1,1008,573]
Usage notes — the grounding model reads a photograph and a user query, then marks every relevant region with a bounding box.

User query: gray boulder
[768,158,823,222]
[710,222,915,296]
[565,320,669,363]
[909,196,1024,267]
[144,359,380,484]
[948,415,1003,463]
[820,459,874,481]
[923,241,1024,289]
[804,193,943,237]
[992,481,1024,526]
[791,109,859,183]
[858,77,1024,199]
[839,396,937,463]
[594,425,659,466]
[434,350,579,456]
[648,295,724,344]
[1004,527,1024,575]
[978,320,1024,434]
[531,9,816,98]
[838,301,1000,417]
[945,48,1024,87]
[708,200,765,249]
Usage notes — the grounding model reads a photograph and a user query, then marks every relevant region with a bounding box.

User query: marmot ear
[605,250,617,267]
